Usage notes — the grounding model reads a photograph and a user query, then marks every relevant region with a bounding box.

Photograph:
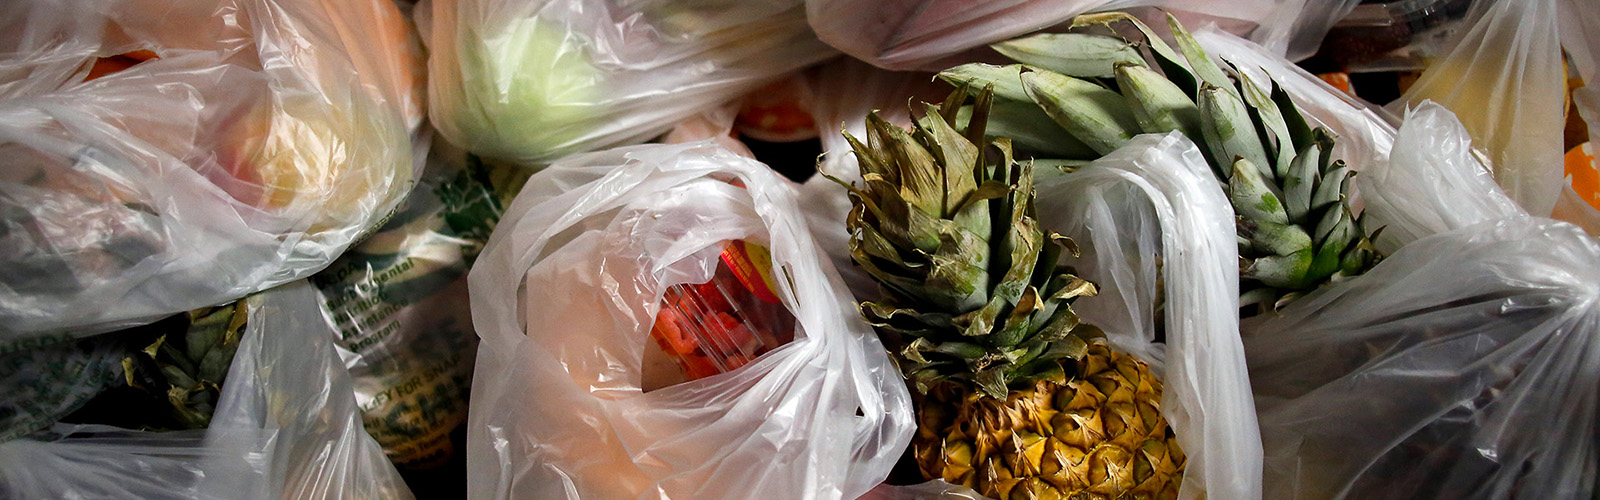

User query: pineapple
[835,86,1184,499]
[939,13,1380,313]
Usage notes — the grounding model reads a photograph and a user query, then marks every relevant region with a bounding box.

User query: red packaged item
[642,240,795,391]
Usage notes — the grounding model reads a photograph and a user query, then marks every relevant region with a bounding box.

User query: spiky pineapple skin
[916,343,1183,500]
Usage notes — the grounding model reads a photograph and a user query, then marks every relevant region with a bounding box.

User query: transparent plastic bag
[1388,0,1573,218]
[1243,100,1600,499]
[422,0,836,165]
[1553,0,1600,233]
[0,336,127,442]
[465,140,913,499]
[1260,0,1361,62]
[0,281,413,500]
[1040,134,1261,500]
[865,134,1262,500]
[804,0,1327,72]
[0,0,423,340]
[310,133,528,469]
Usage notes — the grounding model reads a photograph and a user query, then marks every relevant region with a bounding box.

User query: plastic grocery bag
[0,336,127,442]
[1192,28,1600,498]
[465,140,913,499]
[866,134,1262,500]
[422,0,836,165]
[0,0,423,340]
[804,0,1342,72]
[1389,0,1600,233]
[1265,0,1362,62]
[311,134,528,469]
[1039,134,1262,500]
[1242,99,1600,499]
[0,281,413,500]
[1388,0,1575,218]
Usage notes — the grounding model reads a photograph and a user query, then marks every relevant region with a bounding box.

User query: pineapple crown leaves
[835,86,1102,399]
[121,301,247,429]
[936,11,1381,312]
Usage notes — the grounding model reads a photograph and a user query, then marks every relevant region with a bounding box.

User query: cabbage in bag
[465,140,912,499]
[424,0,837,165]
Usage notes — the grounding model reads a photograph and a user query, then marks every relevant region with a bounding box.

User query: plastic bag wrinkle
[0,282,412,500]
[1244,80,1600,500]
[467,140,912,499]
[0,0,423,338]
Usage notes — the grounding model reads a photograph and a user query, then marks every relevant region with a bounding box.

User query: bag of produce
[1193,24,1600,499]
[1243,101,1600,499]
[464,140,914,499]
[803,0,1346,72]
[311,134,528,470]
[422,0,836,165]
[0,0,423,339]
[932,11,1390,317]
[1387,0,1600,231]
[0,282,412,499]
[0,336,128,443]
[839,85,1260,499]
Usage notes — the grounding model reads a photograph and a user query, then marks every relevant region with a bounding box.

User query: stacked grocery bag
[0,0,1596,498]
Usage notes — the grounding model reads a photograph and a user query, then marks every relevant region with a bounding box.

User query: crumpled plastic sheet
[1242,99,1600,499]
[0,0,423,340]
[805,0,1355,72]
[465,140,913,499]
[0,281,413,500]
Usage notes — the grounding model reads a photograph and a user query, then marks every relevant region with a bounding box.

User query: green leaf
[1070,12,1196,96]
[1168,13,1234,99]
[991,33,1145,78]
[1228,157,1289,226]
[1200,85,1273,181]
[1115,62,1203,140]
[1020,69,1141,156]
[1237,68,1297,178]
[938,64,1031,102]
[1242,250,1313,289]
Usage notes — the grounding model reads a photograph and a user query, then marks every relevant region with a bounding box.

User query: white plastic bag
[0,281,413,500]
[1554,0,1600,232]
[0,0,423,340]
[1191,29,1600,498]
[311,133,527,469]
[804,1,1336,72]
[1260,0,1361,62]
[1041,134,1261,500]
[423,0,837,165]
[866,134,1262,500]
[1243,103,1600,499]
[1389,0,1572,218]
[465,140,913,499]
